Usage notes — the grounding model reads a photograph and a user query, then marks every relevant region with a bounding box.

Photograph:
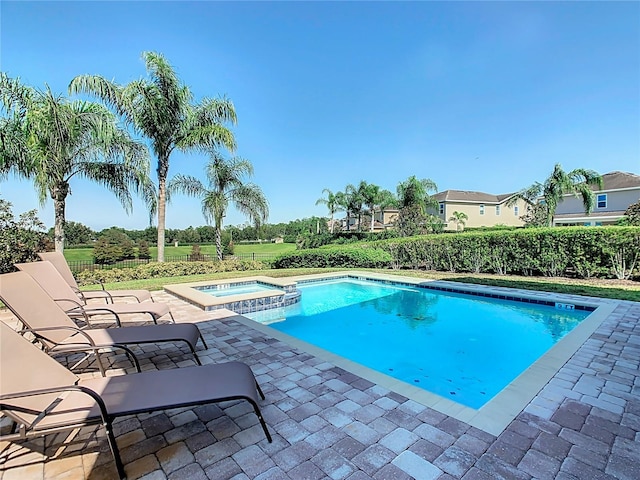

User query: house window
[496,205,501,216]
[439,203,444,215]
[597,194,607,209]
[479,204,485,215]
[514,206,519,216]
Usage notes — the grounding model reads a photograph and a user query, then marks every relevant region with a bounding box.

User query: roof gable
[598,171,640,191]
[433,190,515,204]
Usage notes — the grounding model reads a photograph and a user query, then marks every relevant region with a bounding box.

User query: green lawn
[80,267,640,303]
[63,242,296,262]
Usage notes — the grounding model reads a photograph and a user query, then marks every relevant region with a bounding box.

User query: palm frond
[167,174,206,202]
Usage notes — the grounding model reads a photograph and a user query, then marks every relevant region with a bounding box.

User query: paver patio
[1,284,638,480]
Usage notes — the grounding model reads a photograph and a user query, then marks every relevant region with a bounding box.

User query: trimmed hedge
[272,246,392,269]
[76,259,267,285]
[369,227,640,279]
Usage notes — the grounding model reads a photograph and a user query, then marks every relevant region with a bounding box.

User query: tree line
[50,217,331,248]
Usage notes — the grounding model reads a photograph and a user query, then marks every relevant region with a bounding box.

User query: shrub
[0,199,50,273]
[272,246,392,269]
[371,226,640,279]
[76,259,268,285]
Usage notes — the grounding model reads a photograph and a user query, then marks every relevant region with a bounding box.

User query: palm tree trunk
[215,225,223,261]
[51,184,69,253]
[330,213,334,234]
[156,157,169,263]
[53,199,65,253]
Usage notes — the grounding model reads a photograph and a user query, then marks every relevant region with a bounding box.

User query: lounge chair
[15,261,174,326]
[0,322,271,480]
[0,271,207,375]
[38,251,153,303]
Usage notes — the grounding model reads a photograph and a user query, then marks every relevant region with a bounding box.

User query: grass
[83,267,640,303]
[63,242,296,262]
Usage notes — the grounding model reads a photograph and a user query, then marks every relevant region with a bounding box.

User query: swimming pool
[246,277,591,409]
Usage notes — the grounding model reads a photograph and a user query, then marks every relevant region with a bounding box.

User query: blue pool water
[246,278,590,409]
[200,283,278,297]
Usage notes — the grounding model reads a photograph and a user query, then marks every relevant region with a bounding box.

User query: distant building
[431,190,527,230]
[332,171,639,232]
[552,171,640,226]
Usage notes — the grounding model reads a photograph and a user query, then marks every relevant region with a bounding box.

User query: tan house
[338,209,399,232]
[552,171,640,226]
[431,190,528,231]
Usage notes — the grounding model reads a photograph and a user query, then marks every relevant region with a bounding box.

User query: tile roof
[432,190,515,204]
[597,171,640,191]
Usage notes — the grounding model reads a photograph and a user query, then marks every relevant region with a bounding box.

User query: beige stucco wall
[555,188,640,215]
[435,199,527,230]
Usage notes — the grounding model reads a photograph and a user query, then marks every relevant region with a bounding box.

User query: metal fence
[66,253,280,274]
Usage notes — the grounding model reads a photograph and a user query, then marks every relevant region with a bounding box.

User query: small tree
[396,204,429,237]
[521,203,549,228]
[448,211,468,232]
[93,238,123,265]
[93,229,135,264]
[189,244,205,261]
[0,199,49,273]
[137,240,151,260]
[224,238,235,256]
[426,214,445,234]
[618,200,640,226]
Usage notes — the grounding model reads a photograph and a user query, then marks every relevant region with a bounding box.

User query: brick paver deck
[1,287,638,480]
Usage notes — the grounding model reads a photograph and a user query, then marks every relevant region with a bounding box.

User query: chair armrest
[18,325,96,347]
[75,287,115,303]
[0,384,111,427]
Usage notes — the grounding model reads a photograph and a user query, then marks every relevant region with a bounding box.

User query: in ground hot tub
[164,276,300,313]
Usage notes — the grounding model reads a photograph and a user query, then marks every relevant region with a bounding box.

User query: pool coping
[226,271,618,436]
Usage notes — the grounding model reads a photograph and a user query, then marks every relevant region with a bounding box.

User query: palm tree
[315,188,343,234]
[448,211,468,231]
[396,176,438,212]
[507,164,602,227]
[69,51,237,262]
[167,150,268,260]
[0,74,31,179]
[343,183,365,231]
[359,181,397,232]
[0,73,151,252]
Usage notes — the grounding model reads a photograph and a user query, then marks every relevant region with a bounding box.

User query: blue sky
[1,1,638,231]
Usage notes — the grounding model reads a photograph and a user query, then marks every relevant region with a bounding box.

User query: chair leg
[103,418,126,479]
[117,345,141,372]
[249,400,272,443]
[93,349,106,376]
[187,342,202,366]
[255,381,265,400]
[198,332,208,350]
